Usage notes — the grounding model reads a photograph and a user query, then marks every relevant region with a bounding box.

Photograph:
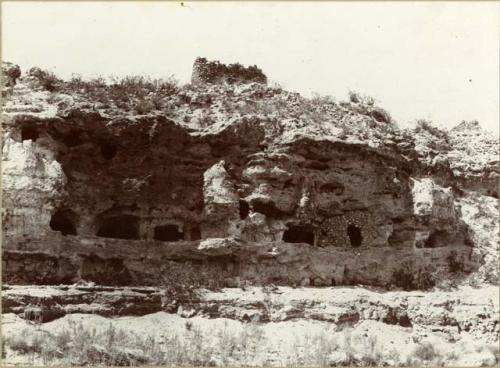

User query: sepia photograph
[1,1,499,366]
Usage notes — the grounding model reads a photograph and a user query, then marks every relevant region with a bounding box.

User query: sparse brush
[27,67,62,92]
[412,341,439,361]
[415,119,449,141]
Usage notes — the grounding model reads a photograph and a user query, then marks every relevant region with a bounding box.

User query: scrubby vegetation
[27,67,62,92]
[6,320,496,367]
[5,320,266,366]
[158,261,226,311]
[391,263,437,291]
[415,119,449,141]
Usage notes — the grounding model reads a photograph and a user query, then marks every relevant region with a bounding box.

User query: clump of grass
[410,341,440,362]
[415,119,449,141]
[5,319,268,366]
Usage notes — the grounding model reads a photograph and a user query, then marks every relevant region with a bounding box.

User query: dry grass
[5,320,498,367]
[5,319,267,366]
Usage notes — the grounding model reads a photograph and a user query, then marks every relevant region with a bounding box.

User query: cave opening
[63,130,82,147]
[96,215,140,240]
[424,230,448,248]
[239,200,250,219]
[154,224,184,242]
[282,225,315,245]
[252,200,285,218]
[190,226,201,241]
[21,126,39,142]
[101,142,117,160]
[347,224,363,247]
[319,182,345,195]
[50,209,77,235]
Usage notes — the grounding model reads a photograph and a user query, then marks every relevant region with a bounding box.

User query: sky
[2,1,499,134]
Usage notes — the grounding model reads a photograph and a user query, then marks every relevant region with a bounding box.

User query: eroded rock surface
[1,59,498,366]
[2,60,497,289]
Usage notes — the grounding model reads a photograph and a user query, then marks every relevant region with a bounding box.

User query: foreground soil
[2,284,498,366]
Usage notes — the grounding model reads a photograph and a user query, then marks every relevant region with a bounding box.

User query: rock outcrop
[2,60,497,290]
[1,58,498,367]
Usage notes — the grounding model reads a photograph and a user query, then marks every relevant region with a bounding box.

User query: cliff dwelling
[96,215,140,240]
[347,224,363,247]
[282,224,315,245]
[49,209,78,236]
[154,224,184,242]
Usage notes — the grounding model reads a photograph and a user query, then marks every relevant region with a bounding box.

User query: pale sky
[2,1,499,134]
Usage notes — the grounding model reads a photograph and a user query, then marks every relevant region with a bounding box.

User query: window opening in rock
[347,224,363,247]
[21,126,39,141]
[282,225,315,245]
[239,200,250,219]
[154,224,184,242]
[424,230,448,248]
[96,215,140,240]
[101,142,117,159]
[50,209,77,235]
[319,182,345,195]
[190,226,201,241]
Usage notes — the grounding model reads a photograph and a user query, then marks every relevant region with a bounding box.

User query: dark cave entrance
[63,130,82,147]
[189,226,201,241]
[282,225,315,245]
[96,215,140,240]
[21,126,39,142]
[50,209,77,235]
[347,224,363,247]
[239,200,250,219]
[101,142,117,160]
[154,224,184,242]
[252,200,285,218]
[423,230,448,248]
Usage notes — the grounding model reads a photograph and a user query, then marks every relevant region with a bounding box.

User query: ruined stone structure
[191,57,267,85]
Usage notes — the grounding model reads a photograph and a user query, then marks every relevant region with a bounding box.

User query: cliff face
[1,59,498,289]
[2,59,499,367]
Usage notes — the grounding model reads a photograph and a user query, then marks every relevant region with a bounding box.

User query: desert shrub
[2,62,21,87]
[134,99,156,114]
[27,67,62,92]
[348,90,374,105]
[6,331,34,354]
[158,260,225,311]
[392,264,436,291]
[415,119,449,140]
[311,93,336,106]
[63,74,178,109]
[370,106,392,124]
[412,341,438,361]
